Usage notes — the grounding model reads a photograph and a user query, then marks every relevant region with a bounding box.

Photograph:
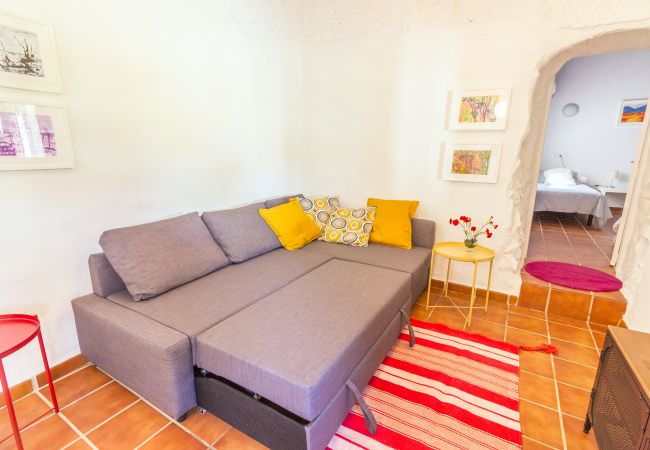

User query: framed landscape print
[0,12,62,93]
[448,89,511,130]
[0,99,75,170]
[442,143,501,183]
[618,99,647,126]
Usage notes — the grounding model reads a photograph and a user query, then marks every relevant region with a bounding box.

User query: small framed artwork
[0,98,75,170]
[442,143,501,183]
[448,89,511,130]
[0,11,62,93]
[618,99,647,126]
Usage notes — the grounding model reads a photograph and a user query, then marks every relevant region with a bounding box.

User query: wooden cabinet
[585,327,650,449]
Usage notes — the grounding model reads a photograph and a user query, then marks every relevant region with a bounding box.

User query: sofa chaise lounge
[71,195,435,450]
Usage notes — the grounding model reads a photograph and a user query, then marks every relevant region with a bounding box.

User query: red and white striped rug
[328,320,522,450]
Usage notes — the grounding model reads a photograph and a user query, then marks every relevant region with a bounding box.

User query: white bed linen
[534,183,613,227]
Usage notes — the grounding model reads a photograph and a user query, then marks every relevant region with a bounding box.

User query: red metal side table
[0,314,59,450]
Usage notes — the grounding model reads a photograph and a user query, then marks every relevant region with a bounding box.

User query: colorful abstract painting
[619,99,647,125]
[448,89,510,130]
[0,111,56,157]
[458,95,499,123]
[443,143,501,183]
[451,149,491,175]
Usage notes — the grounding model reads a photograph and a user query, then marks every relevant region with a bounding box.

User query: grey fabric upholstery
[302,240,431,301]
[99,213,230,301]
[71,294,195,419]
[411,218,436,249]
[195,259,410,421]
[88,253,126,297]
[305,299,408,449]
[202,203,280,263]
[107,248,333,362]
[264,194,302,209]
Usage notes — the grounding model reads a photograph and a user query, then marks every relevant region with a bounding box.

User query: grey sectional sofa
[71,195,435,450]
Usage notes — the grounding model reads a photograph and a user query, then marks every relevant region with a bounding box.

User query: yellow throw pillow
[259,198,322,250]
[367,198,419,249]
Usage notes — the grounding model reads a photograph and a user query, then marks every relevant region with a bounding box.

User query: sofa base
[196,373,309,450]
[195,296,411,450]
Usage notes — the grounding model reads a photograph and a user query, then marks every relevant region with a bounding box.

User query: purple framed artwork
[0,99,74,170]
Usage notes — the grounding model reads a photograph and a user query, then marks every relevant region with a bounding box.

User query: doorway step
[517,267,626,327]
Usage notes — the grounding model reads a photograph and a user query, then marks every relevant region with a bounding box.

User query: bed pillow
[544,168,576,187]
[319,206,376,247]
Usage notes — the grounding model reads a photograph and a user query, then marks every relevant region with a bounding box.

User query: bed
[534,182,613,227]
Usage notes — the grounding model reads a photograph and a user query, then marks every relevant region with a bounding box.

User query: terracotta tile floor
[1,289,604,450]
[526,210,622,271]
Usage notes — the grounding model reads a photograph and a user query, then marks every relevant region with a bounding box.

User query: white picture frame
[442,143,501,183]
[617,98,647,126]
[0,11,63,93]
[448,88,511,130]
[0,97,75,170]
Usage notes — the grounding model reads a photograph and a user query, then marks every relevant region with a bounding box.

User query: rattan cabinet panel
[586,328,650,450]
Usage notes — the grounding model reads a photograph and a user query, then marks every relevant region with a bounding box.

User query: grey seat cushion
[202,203,280,263]
[99,213,230,301]
[195,259,411,421]
[302,241,431,301]
[107,248,333,361]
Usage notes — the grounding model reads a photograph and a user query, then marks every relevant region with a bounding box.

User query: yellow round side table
[426,241,495,328]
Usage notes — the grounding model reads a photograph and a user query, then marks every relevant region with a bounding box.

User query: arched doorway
[501,29,650,306]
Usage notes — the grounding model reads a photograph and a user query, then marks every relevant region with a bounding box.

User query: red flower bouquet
[449,215,498,249]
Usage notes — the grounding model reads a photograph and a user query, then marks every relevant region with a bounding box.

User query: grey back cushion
[99,213,230,301]
[264,194,302,209]
[201,202,281,263]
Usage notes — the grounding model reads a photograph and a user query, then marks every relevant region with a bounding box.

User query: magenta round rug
[524,261,622,292]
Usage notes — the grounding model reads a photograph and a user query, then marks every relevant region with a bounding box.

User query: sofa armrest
[89,253,126,297]
[412,218,435,249]
[71,294,195,418]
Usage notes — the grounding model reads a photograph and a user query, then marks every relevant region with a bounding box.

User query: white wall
[5,0,650,387]
[540,50,650,192]
[296,2,650,296]
[0,0,301,387]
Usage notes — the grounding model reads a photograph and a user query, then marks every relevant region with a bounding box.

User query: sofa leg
[177,413,188,422]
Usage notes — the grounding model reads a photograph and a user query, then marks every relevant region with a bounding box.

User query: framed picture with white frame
[442,143,501,183]
[0,97,75,170]
[447,88,511,130]
[0,11,63,93]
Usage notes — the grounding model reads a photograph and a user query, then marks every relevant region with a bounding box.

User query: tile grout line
[82,399,141,437]
[575,214,612,262]
[211,425,234,446]
[57,411,99,450]
[587,323,602,356]
[523,435,561,449]
[93,366,211,447]
[545,315,568,450]
[133,420,173,449]
[557,215,581,266]
[520,369,594,392]
[32,388,98,450]
[0,362,94,414]
[60,380,115,411]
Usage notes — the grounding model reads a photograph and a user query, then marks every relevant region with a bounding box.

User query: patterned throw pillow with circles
[299,196,340,231]
[319,206,376,247]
